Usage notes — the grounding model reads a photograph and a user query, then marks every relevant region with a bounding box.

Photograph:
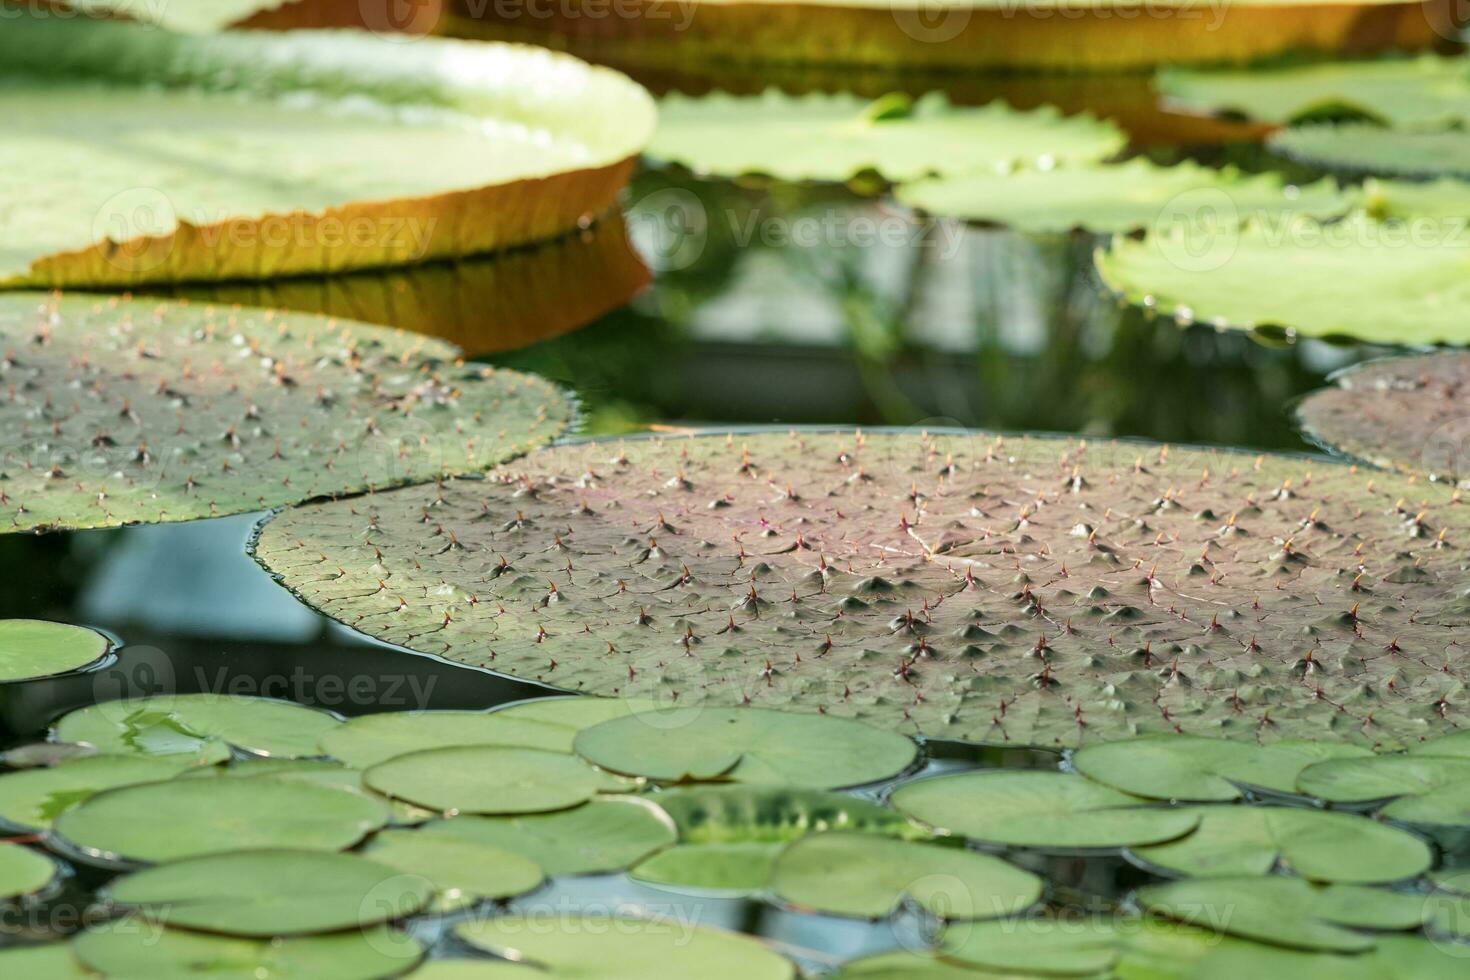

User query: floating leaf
[1158,56,1470,127]
[1137,877,1422,952]
[54,775,388,863]
[574,707,916,788]
[417,797,675,875]
[1072,735,1369,801]
[107,849,432,936]
[177,757,434,825]
[898,160,1346,234]
[1096,213,1470,344]
[0,754,195,831]
[255,430,1470,747]
[0,945,93,980]
[363,830,544,910]
[73,918,423,980]
[0,619,110,683]
[364,746,600,815]
[55,693,340,761]
[1411,731,1470,758]
[1355,177,1470,221]
[455,915,793,979]
[490,695,657,735]
[1297,352,1470,485]
[1296,754,1470,803]
[940,915,1125,975]
[768,832,1041,920]
[0,12,652,288]
[1130,805,1431,882]
[1272,124,1470,180]
[890,770,1198,849]
[1381,781,1470,829]
[648,91,1124,183]
[407,963,529,979]
[320,710,577,768]
[831,950,1011,978]
[0,842,56,900]
[1185,933,1467,980]
[0,294,571,533]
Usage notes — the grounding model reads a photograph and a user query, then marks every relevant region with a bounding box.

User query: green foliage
[0,619,110,683]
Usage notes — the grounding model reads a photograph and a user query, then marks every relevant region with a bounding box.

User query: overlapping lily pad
[1296,754,1470,803]
[648,91,1124,183]
[1130,805,1432,882]
[1296,352,1470,485]
[890,770,1198,849]
[898,160,1346,234]
[1096,213,1470,344]
[106,849,433,936]
[320,710,577,768]
[417,797,675,875]
[178,758,435,826]
[0,843,56,900]
[455,914,793,979]
[0,11,653,288]
[54,693,340,761]
[1272,125,1470,180]
[256,430,1470,746]
[363,830,544,910]
[769,832,1041,919]
[364,746,600,814]
[0,754,196,831]
[0,619,110,683]
[0,945,93,980]
[1072,735,1369,801]
[73,917,424,980]
[53,775,388,863]
[0,294,572,533]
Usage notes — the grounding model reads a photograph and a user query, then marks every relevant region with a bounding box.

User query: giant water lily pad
[320,710,577,768]
[889,770,1198,849]
[0,294,571,533]
[0,843,57,900]
[0,11,653,288]
[0,620,110,683]
[1130,805,1432,882]
[1296,754,1470,803]
[256,430,1470,747]
[455,914,793,979]
[1272,124,1470,180]
[898,160,1346,234]
[769,832,1041,920]
[1158,56,1470,127]
[53,775,388,863]
[0,754,195,831]
[55,693,340,760]
[1297,352,1470,485]
[1096,213,1470,344]
[73,918,423,980]
[1137,877,1423,952]
[417,797,675,875]
[1072,735,1369,801]
[648,91,1124,183]
[363,830,544,910]
[364,746,600,814]
[107,849,433,936]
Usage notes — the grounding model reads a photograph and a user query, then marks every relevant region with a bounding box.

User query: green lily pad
[107,849,432,936]
[1137,877,1423,952]
[407,964,530,980]
[890,770,1198,849]
[489,696,658,736]
[0,620,110,683]
[574,707,916,788]
[940,916,1125,975]
[53,775,388,863]
[1186,933,1468,980]
[0,842,57,900]
[0,11,652,288]
[1096,212,1470,344]
[364,746,600,814]
[55,693,340,761]
[1130,805,1432,882]
[1296,352,1470,485]
[898,159,1346,234]
[0,945,94,980]
[1296,754,1470,803]
[1158,56,1470,127]
[1356,177,1470,222]
[363,829,544,910]
[1073,735,1370,802]
[455,913,793,979]
[1411,731,1470,758]
[769,832,1042,920]
[649,91,1124,183]
[632,842,786,894]
[73,918,423,980]
[177,757,435,825]
[1381,781,1470,827]
[0,294,572,533]
[416,797,675,875]
[0,754,197,831]
[1272,124,1470,180]
[255,430,1470,747]
[320,710,578,768]
[832,951,1014,978]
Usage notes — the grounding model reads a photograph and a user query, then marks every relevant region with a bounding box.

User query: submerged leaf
[0,620,110,683]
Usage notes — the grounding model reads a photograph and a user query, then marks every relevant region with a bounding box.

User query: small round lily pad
[1296,754,1470,803]
[319,710,578,768]
[574,707,917,789]
[891,770,1199,849]
[107,849,433,936]
[769,832,1042,920]
[454,914,793,980]
[363,830,544,910]
[1073,735,1370,802]
[73,917,424,980]
[0,843,57,900]
[1130,805,1432,883]
[54,694,341,761]
[0,754,193,831]
[0,620,110,683]
[364,746,600,815]
[417,797,675,876]
[53,775,388,863]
